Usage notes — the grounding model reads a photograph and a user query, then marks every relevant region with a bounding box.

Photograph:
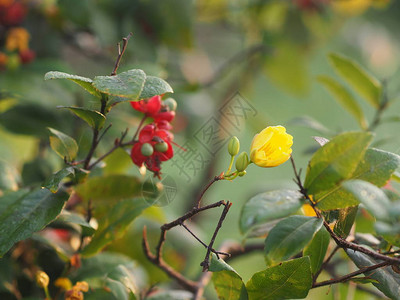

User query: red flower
[131,124,173,175]
[130,95,162,117]
[0,2,27,26]
[154,110,175,123]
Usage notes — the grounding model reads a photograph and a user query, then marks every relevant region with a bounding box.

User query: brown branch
[290,156,400,284]
[312,261,390,288]
[200,201,232,271]
[111,32,133,76]
[142,227,198,293]
[195,173,225,208]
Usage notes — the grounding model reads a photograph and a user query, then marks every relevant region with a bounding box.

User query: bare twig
[200,201,232,271]
[111,33,133,76]
[313,261,390,288]
[195,173,225,208]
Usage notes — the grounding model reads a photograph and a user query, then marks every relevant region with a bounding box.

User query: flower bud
[163,97,177,111]
[238,171,247,177]
[141,143,154,156]
[154,141,169,153]
[36,271,49,288]
[228,136,240,156]
[235,152,249,172]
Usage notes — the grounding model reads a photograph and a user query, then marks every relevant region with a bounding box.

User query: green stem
[226,156,235,175]
[44,286,51,300]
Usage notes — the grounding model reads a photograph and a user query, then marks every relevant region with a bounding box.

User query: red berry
[19,49,35,64]
[0,2,27,26]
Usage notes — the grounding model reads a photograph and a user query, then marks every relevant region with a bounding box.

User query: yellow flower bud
[54,277,73,291]
[35,271,49,288]
[250,125,293,168]
[235,151,249,172]
[5,27,30,52]
[228,136,240,156]
[74,281,89,292]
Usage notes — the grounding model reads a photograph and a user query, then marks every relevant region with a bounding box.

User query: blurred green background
[1,0,400,299]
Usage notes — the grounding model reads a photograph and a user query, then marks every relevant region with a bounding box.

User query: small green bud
[154,141,169,153]
[141,143,154,156]
[238,171,247,177]
[235,152,249,172]
[228,136,240,156]
[163,97,177,111]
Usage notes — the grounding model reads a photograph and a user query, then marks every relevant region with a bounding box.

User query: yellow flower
[35,271,49,288]
[5,27,30,52]
[250,125,293,168]
[54,277,73,291]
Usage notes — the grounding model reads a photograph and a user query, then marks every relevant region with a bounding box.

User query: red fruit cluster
[0,0,35,70]
[294,0,329,11]
[130,95,177,177]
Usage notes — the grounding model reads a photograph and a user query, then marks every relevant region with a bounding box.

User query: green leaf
[246,257,312,300]
[138,76,174,100]
[44,71,101,98]
[210,254,248,300]
[333,206,358,238]
[375,222,400,247]
[342,180,391,221]
[318,75,367,129]
[239,190,303,234]
[81,198,148,256]
[93,69,146,98]
[328,53,382,108]
[304,226,330,275]
[0,103,68,137]
[42,167,75,193]
[48,127,79,161]
[59,106,106,129]
[0,188,68,257]
[75,175,144,205]
[316,148,400,211]
[264,216,323,266]
[57,211,95,237]
[106,265,138,300]
[346,249,400,299]
[304,131,373,195]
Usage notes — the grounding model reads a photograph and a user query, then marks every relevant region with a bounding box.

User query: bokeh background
[1,0,400,299]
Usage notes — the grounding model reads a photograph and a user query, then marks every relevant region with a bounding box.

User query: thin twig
[200,201,232,271]
[142,227,198,293]
[111,33,133,76]
[312,261,390,288]
[195,173,225,208]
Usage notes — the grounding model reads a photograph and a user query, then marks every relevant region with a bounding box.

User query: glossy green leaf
[138,76,173,100]
[59,106,106,129]
[210,254,248,300]
[303,226,330,275]
[304,131,373,195]
[316,148,400,211]
[81,198,148,256]
[0,188,68,257]
[44,71,101,98]
[93,69,146,98]
[48,127,78,161]
[375,222,400,247]
[240,190,303,234]
[333,206,358,238]
[264,216,323,266]
[42,167,75,193]
[75,175,143,204]
[346,249,400,299]
[342,180,390,221]
[318,75,367,129]
[246,257,312,300]
[328,53,382,108]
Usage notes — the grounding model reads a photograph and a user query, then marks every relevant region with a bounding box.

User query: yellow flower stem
[226,156,235,175]
[43,286,51,300]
